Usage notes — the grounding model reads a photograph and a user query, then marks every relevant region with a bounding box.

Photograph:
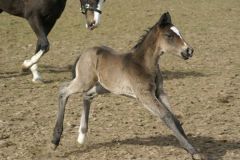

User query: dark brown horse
[52,12,207,160]
[0,0,105,82]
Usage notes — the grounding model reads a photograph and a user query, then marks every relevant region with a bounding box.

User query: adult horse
[0,0,105,82]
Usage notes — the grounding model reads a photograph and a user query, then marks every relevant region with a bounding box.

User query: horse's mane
[132,23,157,50]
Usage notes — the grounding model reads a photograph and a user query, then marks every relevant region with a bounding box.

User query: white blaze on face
[170,26,182,38]
[170,26,187,47]
[94,0,104,26]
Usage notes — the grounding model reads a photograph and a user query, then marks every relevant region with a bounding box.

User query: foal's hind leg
[52,79,83,148]
[52,81,96,148]
[77,94,91,144]
[78,83,109,144]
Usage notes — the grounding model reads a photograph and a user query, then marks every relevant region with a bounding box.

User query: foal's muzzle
[181,47,194,60]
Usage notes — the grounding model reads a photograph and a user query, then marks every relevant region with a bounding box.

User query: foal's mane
[132,22,158,50]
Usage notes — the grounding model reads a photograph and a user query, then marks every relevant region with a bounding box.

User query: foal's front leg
[136,90,206,159]
[155,68,173,112]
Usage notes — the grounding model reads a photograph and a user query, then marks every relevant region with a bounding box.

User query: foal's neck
[132,28,161,73]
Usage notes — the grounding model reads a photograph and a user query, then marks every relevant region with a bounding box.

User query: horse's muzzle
[181,47,194,60]
[86,21,97,30]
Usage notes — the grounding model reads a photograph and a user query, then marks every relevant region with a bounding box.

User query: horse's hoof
[192,153,208,160]
[21,65,29,72]
[22,60,31,72]
[22,59,34,71]
[32,78,44,83]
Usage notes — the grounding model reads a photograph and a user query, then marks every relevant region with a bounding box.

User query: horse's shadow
[0,64,72,79]
[62,135,240,160]
[0,66,207,81]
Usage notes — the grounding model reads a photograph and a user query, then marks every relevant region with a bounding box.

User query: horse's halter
[81,0,104,14]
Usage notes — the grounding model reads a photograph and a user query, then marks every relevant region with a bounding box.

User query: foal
[52,12,206,159]
[0,0,105,82]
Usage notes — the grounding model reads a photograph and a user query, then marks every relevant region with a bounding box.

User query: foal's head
[156,12,194,60]
[80,0,105,30]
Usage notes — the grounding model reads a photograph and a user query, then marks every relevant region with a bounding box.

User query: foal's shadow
[162,70,208,80]
[63,135,240,160]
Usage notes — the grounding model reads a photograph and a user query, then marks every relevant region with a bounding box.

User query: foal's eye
[165,33,174,39]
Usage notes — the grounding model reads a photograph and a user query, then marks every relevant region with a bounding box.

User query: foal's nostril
[187,48,194,57]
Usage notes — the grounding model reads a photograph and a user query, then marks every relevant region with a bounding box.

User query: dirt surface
[0,0,240,159]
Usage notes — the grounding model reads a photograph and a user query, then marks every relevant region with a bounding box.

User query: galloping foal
[52,12,207,160]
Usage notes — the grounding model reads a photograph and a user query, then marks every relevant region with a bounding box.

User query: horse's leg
[23,16,56,82]
[135,89,205,159]
[77,83,109,144]
[155,68,173,112]
[23,16,49,69]
[30,20,57,82]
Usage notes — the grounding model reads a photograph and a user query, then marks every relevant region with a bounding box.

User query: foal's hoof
[50,143,58,151]
[192,153,208,160]
[77,133,87,145]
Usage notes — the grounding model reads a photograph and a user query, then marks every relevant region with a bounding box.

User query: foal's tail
[72,55,81,79]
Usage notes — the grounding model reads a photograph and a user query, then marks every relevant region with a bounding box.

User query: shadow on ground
[0,67,207,81]
[0,64,72,79]
[162,70,208,80]
[62,135,240,160]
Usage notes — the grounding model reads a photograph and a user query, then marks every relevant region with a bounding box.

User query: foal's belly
[97,72,136,98]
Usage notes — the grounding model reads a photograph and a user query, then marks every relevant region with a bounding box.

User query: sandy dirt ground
[0,0,240,159]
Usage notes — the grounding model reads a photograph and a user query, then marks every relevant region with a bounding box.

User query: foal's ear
[159,12,172,27]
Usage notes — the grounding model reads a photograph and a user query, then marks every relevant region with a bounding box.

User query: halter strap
[81,1,102,15]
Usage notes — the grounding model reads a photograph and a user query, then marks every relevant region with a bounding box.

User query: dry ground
[0,0,240,159]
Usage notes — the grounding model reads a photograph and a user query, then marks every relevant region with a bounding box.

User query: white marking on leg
[77,110,88,144]
[170,26,183,39]
[77,130,86,144]
[87,86,97,96]
[30,64,42,82]
[94,0,104,26]
[23,50,44,69]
